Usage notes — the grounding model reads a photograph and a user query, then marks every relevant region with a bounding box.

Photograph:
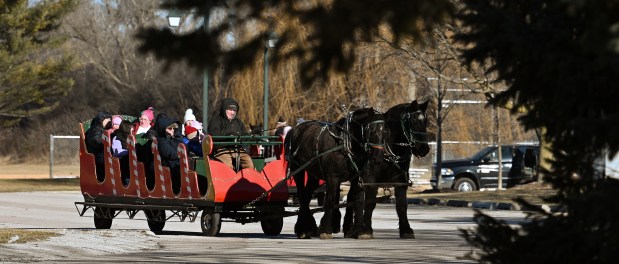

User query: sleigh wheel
[201,211,221,236]
[145,210,166,233]
[93,207,114,229]
[261,217,283,236]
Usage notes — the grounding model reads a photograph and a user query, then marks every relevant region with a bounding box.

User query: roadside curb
[399,197,558,212]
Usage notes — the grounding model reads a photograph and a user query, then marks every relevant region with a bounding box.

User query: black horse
[343,100,430,239]
[285,107,387,239]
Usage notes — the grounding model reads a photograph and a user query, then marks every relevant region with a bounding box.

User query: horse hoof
[344,232,355,239]
[319,233,333,239]
[357,233,372,240]
[400,232,415,239]
[297,233,312,239]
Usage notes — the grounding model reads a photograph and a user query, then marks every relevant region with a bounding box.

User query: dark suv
[431,144,539,192]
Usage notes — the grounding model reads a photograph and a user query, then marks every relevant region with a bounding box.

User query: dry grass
[0,163,79,179]
[0,229,60,244]
[0,178,80,193]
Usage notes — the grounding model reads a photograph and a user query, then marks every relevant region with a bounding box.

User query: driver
[208,98,254,170]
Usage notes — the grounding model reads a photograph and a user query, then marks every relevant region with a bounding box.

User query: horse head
[404,100,430,157]
[348,107,388,164]
[249,123,262,135]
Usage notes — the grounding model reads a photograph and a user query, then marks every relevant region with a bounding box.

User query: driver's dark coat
[208,98,248,151]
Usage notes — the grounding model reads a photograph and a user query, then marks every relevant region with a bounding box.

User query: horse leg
[305,177,320,237]
[342,183,358,238]
[351,182,371,239]
[360,185,378,239]
[331,187,341,234]
[293,170,313,239]
[318,176,338,239]
[395,185,415,239]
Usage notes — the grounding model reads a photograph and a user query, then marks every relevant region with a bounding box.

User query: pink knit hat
[140,107,154,121]
[112,115,122,126]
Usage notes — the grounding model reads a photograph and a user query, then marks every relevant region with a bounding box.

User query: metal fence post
[49,134,54,179]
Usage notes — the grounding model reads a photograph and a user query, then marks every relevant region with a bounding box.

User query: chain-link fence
[49,135,80,178]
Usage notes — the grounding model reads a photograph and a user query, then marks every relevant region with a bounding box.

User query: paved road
[0,192,527,263]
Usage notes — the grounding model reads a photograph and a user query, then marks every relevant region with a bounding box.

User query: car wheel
[454,178,476,192]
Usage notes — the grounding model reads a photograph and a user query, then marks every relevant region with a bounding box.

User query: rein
[244,108,388,208]
[244,143,344,209]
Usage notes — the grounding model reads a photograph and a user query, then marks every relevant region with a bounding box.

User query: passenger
[107,115,122,134]
[135,107,155,188]
[182,108,204,157]
[135,107,155,135]
[272,118,292,159]
[155,116,182,193]
[111,120,133,185]
[273,117,292,138]
[296,117,306,126]
[85,111,113,182]
[208,98,254,170]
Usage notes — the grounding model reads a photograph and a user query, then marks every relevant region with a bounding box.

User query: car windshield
[470,146,495,160]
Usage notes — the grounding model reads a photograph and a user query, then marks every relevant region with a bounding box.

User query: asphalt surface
[0,191,529,263]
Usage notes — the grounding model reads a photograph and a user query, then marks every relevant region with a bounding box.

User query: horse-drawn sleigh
[75,100,429,239]
[75,116,294,236]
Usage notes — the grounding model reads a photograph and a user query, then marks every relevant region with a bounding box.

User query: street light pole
[168,10,210,132]
[263,46,270,136]
[202,18,210,133]
[263,31,278,136]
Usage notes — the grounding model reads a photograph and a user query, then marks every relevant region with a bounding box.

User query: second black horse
[343,100,430,239]
[285,107,388,239]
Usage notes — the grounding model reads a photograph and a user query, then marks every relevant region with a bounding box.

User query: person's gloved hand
[191,121,203,131]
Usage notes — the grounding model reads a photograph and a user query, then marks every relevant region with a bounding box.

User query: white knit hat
[184,108,196,123]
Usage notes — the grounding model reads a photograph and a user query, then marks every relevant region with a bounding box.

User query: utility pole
[428,77,444,190]
[494,106,503,190]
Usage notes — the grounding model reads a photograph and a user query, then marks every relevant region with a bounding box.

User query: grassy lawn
[0,178,80,193]
[0,229,60,244]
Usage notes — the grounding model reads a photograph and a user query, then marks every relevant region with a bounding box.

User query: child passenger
[107,115,122,134]
[111,120,133,185]
[182,108,204,157]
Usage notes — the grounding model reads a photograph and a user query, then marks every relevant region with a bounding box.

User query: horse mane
[335,107,378,126]
[384,103,408,120]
